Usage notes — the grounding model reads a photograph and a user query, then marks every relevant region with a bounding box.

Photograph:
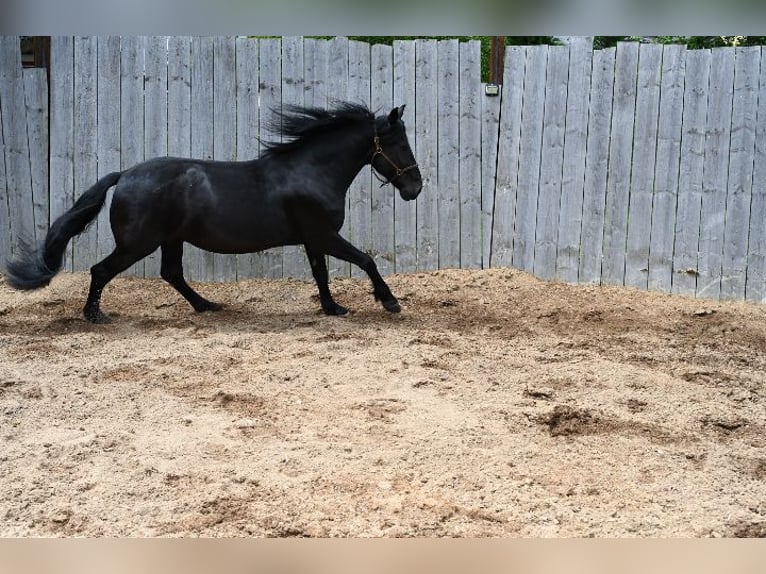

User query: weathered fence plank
[49,36,75,272]
[235,37,261,279]
[393,39,418,274]
[415,39,438,271]
[167,37,194,279]
[347,40,372,279]
[579,47,616,284]
[325,37,350,278]
[480,82,501,270]
[96,36,121,264]
[672,49,711,297]
[624,43,662,290]
[0,80,7,264]
[697,48,735,300]
[601,42,639,286]
[120,36,147,278]
[437,39,461,270]
[144,35,169,278]
[648,44,686,294]
[746,49,766,304]
[213,36,238,282]
[533,45,569,281]
[490,45,525,268]
[556,37,592,283]
[189,36,215,281]
[0,36,35,260]
[281,36,307,280]
[512,45,548,274]
[459,40,483,270]
[371,43,395,277]
[72,36,98,273]
[720,46,760,300]
[23,68,49,246]
[257,38,284,280]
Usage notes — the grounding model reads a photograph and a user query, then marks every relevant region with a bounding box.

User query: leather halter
[370,128,419,187]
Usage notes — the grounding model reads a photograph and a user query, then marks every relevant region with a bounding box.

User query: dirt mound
[1,268,765,536]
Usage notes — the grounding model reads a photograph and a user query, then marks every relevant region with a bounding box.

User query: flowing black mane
[262,102,375,156]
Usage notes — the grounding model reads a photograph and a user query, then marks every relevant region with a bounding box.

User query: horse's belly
[186,219,298,254]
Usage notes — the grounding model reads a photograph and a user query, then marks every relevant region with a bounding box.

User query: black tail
[4,171,122,290]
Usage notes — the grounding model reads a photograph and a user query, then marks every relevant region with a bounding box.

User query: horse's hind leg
[304,244,348,316]
[84,245,156,323]
[160,242,221,312]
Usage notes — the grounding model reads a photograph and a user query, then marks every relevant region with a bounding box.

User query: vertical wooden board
[533,45,569,281]
[120,36,147,277]
[437,39,460,270]
[672,50,710,297]
[23,69,49,245]
[188,36,214,281]
[281,36,307,280]
[302,38,330,281]
[720,46,760,300]
[601,42,639,287]
[746,49,766,303]
[213,36,237,282]
[257,38,283,279]
[415,39,438,271]
[648,45,686,293]
[168,36,193,160]
[0,83,8,264]
[0,36,35,258]
[624,43,662,290]
[49,36,75,272]
[347,40,372,279]
[490,46,525,268]
[235,37,261,279]
[144,35,169,278]
[480,82,501,269]
[370,43,395,277]
[697,48,735,300]
[168,37,194,279]
[393,40,418,274]
[579,48,616,284]
[304,38,329,109]
[72,36,99,272]
[459,40,482,270]
[512,45,548,274]
[327,37,350,278]
[96,36,121,264]
[556,37,593,283]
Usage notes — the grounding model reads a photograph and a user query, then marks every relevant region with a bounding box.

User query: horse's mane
[262,101,375,156]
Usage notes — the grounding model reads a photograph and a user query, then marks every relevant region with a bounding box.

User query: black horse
[4,102,422,323]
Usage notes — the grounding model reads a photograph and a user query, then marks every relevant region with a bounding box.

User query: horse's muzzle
[399,184,422,201]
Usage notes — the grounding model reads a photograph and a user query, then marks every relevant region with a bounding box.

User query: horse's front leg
[308,232,400,314]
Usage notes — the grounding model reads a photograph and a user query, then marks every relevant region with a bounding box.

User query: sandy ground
[1,267,765,537]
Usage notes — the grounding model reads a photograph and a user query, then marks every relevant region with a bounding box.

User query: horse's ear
[388,105,405,125]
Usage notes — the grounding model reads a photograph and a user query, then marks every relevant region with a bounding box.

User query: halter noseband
[370,128,419,187]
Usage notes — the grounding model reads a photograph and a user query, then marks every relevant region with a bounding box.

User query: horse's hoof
[323,302,349,316]
[382,299,401,313]
[195,301,223,313]
[85,311,112,324]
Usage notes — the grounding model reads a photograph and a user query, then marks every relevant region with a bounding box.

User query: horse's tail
[4,171,122,290]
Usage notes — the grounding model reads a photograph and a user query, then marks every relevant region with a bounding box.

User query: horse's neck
[307,126,374,192]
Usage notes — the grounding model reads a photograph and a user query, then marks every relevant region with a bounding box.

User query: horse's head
[371,105,423,201]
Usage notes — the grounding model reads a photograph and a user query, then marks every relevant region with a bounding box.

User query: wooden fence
[1,36,766,303]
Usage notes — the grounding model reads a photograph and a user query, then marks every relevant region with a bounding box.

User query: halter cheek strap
[370,130,419,187]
